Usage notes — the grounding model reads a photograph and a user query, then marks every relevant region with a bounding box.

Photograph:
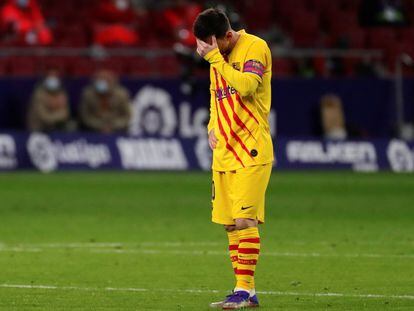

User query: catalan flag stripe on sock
[227,231,240,278]
[236,227,260,291]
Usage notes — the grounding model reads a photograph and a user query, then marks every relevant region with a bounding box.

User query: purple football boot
[210,291,259,309]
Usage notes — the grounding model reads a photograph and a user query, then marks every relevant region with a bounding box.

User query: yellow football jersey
[205,30,274,171]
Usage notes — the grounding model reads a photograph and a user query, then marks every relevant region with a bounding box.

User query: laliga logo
[130,85,177,136]
[27,133,57,172]
[386,140,414,172]
[129,85,211,169]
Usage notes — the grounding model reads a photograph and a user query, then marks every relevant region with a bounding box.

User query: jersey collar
[228,29,246,57]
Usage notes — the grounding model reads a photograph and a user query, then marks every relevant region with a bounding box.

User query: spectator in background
[164,0,201,48]
[320,94,347,140]
[92,0,140,46]
[0,0,52,45]
[165,0,202,90]
[359,0,407,26]
[27,70,73,132]
[79,70,131,134]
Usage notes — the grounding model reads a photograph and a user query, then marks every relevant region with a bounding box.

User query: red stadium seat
[58,25,89,47]
[68,57,96,76]
[344,30,367,49]
[0,57,9,75]
[241,0,274,31]
[125,56,154,76]
[155,56,180,76]
[36,56,68,74]
[290,10,320,47]
[385,41,414,74]
[272,58,294,77]
[275,0,307,29]
[331,29,367,49]
[367,28,397,50]
[308,0,338,13]
[326,9,359,34]
[343,58,359,77]
[94,57,126,75]
[9,57,38,76]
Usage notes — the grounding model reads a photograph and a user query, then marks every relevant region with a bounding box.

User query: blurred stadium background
[0,0,413,310]
[0,0,413,171]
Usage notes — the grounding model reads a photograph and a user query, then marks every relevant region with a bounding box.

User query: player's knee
[235,218,257,230]
[224,225,236,232]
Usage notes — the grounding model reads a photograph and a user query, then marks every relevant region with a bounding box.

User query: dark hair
[193,8,231,40]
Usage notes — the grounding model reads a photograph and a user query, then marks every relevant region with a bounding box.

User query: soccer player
[193,8,274,310]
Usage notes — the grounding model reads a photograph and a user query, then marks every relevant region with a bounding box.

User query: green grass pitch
[0,171,413,310]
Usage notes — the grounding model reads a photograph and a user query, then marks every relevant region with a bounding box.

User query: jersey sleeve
[204,39,270,97]
[204,51,257,97]
[207,69,217,133]
[242,39,270,83]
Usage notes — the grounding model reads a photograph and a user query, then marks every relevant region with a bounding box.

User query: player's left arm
[198,37,269,97]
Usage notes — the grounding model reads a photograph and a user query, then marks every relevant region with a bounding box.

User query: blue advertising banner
[1,77,414,137]
[0,132,413,172]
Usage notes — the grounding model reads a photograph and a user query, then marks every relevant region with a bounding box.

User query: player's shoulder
[244,32,270,51]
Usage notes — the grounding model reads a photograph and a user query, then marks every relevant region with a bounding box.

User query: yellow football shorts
[211,163,272,225]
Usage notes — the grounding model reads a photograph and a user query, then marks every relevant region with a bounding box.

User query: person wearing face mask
[0,0,52,45]
[92,0,140,47]
[79,70,132,134]
[27,70,73,132]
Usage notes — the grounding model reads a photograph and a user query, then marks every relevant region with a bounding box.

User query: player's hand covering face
[196,36,218,58]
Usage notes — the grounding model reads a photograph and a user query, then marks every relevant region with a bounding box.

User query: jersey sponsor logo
[213,69,254,167]
[215,85,237,101]
[219,76,256,142]
[243,59,265,78]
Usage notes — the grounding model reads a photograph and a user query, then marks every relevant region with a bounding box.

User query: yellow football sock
[235,227,260,291]
[227,230,239,279]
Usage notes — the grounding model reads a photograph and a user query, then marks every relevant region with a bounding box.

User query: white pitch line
[266,251,414,259]
[26,243,126,248]
[0,244,413,259]
[258,290,414,300]
[0,241,414,259]
[284,241,414,246]
[0,247,41,253]
[91,249,219,255]
[0,284,413,301]
[3,240,414,248]
[90,248,414,259]
[13,242,222,249]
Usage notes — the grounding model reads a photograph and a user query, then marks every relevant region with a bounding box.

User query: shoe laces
[225,291,249,303]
